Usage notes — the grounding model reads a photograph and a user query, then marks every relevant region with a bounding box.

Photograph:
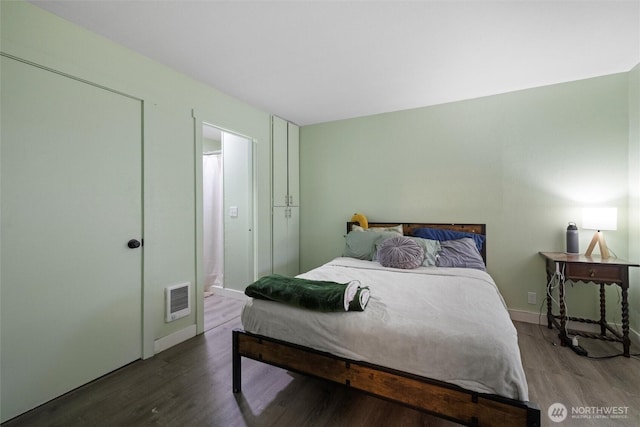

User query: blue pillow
[412,228,485,252]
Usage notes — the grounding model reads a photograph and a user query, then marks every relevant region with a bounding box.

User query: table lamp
[582,207,617,258]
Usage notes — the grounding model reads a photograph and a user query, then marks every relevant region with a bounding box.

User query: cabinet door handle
[284,195,288,206]
[289,195,293,205]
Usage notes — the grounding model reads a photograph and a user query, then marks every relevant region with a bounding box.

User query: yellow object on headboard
[350,213,368,229]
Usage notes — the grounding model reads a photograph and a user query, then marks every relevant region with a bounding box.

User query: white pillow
[351,224,403,234]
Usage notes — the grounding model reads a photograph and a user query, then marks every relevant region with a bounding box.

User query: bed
[233,222,540,427]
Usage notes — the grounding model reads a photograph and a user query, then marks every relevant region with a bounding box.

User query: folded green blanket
[245,274,369,312]
[348,286,371,312]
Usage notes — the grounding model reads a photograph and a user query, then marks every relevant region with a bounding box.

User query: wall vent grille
[166,283,191,322]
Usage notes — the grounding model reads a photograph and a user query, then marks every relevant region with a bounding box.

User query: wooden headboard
[346,221,487,264]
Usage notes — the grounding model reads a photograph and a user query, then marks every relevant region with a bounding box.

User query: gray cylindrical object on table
[566,222,579,254]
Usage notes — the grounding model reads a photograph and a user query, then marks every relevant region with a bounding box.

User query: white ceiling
[30,1,640,126]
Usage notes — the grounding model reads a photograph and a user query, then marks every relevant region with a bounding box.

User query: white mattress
[241,257,529,401]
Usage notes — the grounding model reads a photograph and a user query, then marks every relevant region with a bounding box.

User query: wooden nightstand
[539,252,639,357]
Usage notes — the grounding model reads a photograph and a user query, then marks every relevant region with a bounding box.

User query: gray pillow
[343,231,399,260]
[409,237,441,266]
[436,238,486,271]
[377,236,424,269]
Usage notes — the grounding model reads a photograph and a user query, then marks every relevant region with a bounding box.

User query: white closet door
[0,57,143,421]
[288,206,300,275]
[272,206,290,275]
[287,122,300,206]
[272,207,299,277]
[272,116,289,207]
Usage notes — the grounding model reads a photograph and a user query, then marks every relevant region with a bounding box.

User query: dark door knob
[127,239,141,249]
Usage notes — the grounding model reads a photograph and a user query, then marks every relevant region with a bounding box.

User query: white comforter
[241,257,529,401]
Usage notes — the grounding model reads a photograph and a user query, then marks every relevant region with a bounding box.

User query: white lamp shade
[582,207,617,231]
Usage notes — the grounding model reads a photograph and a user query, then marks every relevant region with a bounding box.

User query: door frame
[193,110,258,334]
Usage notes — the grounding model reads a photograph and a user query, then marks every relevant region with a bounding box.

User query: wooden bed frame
[233,222,540,427]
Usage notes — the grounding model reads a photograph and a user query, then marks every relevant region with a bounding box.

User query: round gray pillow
[377,236,424,269]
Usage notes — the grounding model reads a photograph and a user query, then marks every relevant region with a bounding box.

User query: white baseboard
[153,324,197,354]
[153,289,245,354]
[211,286,248,301]
[508,309,546,326]
[509,309,640,347]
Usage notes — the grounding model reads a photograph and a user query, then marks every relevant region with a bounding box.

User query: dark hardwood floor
[3,294,639,427]
[204,292,245,332]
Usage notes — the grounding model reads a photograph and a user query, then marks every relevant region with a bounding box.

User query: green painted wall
[0,0,273,364]
[300,73,632,323]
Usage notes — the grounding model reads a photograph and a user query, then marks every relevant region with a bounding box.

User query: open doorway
[202,125,223,297]
[202,123,254,331]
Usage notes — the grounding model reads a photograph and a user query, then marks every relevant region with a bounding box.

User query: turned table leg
[621,285,630,357]
[559,273,567,346]
[546,260,554,329]
[599,283,607,336]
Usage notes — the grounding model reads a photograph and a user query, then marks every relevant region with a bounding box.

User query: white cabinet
[272,116,300,276]
[272,116,299,207]
[272,206,299,276]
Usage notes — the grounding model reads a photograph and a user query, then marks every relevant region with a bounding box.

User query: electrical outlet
[527,292,537,305]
